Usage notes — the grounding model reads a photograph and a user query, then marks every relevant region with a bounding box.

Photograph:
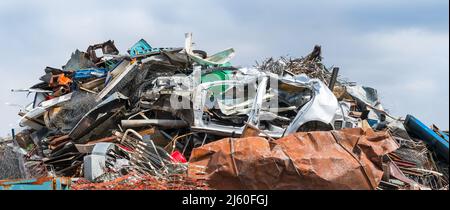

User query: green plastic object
[201,70,233,95]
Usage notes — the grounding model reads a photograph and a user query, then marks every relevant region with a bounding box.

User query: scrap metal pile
[2,33,448,190]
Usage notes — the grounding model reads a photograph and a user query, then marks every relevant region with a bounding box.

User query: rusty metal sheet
[188,128,399,190]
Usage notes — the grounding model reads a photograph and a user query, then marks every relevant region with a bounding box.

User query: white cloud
[0,0,448,136]
[365,28,449,60]
[350,28,449,127]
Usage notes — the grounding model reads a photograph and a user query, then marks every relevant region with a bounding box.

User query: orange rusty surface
[188,128,399,190]
[86,136,118,144]
[72,173,209,190]
[49,74,72,87]
[49,135,70,147]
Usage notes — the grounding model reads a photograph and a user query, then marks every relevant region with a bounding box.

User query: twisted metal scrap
[256,45,334,86]
[0,141,26,179]
[72,173,209,190]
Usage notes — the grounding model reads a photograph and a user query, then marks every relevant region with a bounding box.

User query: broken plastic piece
[185,33,235,66]
[404,115,449,162]
[171,151,187,163]
[129,39,154,58]
[73,68,109,80]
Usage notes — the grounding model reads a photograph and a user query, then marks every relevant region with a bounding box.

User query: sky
[0,0,448,136]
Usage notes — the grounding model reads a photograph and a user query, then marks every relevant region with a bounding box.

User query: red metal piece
[170,151,187,163]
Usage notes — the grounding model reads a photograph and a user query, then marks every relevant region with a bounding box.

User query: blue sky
[0,0,448,136]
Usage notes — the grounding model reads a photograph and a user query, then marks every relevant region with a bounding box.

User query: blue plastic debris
[367,119,379,127]
[0,177,72,190]
[129,39,156,58]
[404,115,449,162]
[74,68,109,80]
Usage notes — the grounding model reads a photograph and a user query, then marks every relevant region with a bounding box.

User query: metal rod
[121,119,188,128]
[328,67,339,90]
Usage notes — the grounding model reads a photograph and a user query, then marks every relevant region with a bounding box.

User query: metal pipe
[329,67,339,90]
[121,119,188,128]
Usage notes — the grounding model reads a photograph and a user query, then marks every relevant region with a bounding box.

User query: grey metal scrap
[256,46,336,86]
[121,119,188,129]
[2,33,447,191]
[0,143,26,180]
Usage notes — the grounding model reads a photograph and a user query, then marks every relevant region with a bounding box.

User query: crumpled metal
[188,128,399,190]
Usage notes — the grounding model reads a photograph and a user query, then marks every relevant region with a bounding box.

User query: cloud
[357,28,449,126]
[0,0,448,136]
